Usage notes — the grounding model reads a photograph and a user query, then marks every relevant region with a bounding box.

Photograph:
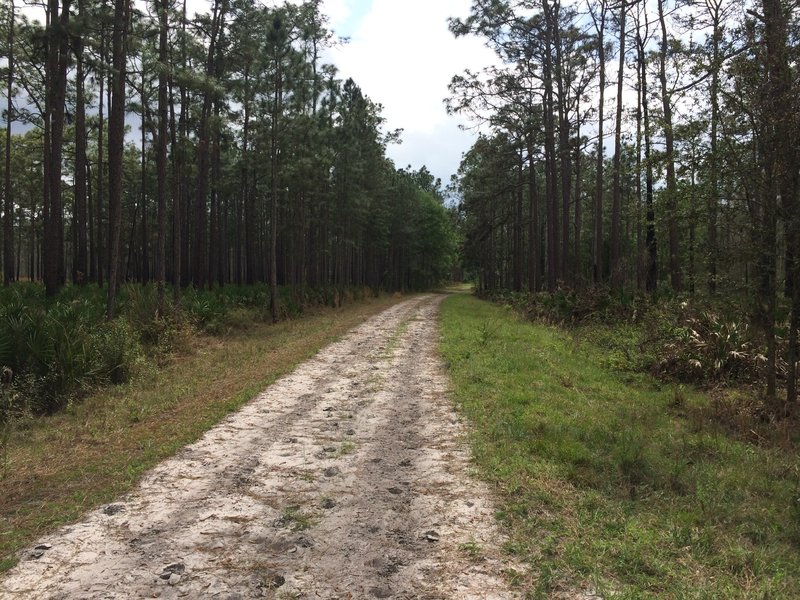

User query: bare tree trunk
[106,0,129,319]
[610,0,626,289]
[590,0,606,285]
[156,0,168,313]
[707,0,723,295]
[44,0,71,296]
[657,0,681,291]
[636,15,657,293]
[3,0,14,286]
[528,136,539,292]
[573,96,583,286]
[760,0,799,407]
[95,30,106,287]
[73,0,88,284]
[269,17,284,322]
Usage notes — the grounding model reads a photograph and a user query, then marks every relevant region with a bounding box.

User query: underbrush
[484,288,770,383]
[482,288,799,439]
[440,294,800,598]
[0,282,376,421]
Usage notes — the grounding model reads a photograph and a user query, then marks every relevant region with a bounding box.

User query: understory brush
[484,287,783,395]
[0,282,376,422]
[440,294,800,598]
[482,288,800,447]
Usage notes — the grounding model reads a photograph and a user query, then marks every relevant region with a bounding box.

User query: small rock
[387,487,402,495]
[103,504,125,516]
[29,550,45,560]
[322,406,333,412]
[323,466,340,477]
[424,530,440,542]
[296,536,315,548]
[34,544,52,550]
[259,573,285,590]
[286,437,298,444]
[167,573,181,586]
[160,562,186,579]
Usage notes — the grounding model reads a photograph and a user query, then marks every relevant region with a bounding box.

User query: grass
[0,294,403,571]
[439,294,800,599]
[337,441,357,457]
[277,506,314,532]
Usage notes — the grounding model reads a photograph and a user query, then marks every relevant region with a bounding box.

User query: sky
[317,0,497,186]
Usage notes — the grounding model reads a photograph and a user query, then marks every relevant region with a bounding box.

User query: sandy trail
[0,295,519,599]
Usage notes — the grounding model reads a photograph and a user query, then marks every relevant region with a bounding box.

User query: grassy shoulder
[0,293,404,571]
[439,294,800,599]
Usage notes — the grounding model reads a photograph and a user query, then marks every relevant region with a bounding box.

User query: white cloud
[320,0,353,31]
[323,0,496,183]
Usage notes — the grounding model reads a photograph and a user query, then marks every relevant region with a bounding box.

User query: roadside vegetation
[440,293,800,599]
[0,282,379,419]
[0,286,401,570]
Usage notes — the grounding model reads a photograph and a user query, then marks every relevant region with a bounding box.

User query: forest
[0,0,456,306]
[0,0,457,415]
[448,0,800,409]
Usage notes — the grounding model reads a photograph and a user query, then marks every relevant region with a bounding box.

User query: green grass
[277,506,314,532]
[439,294,800,599]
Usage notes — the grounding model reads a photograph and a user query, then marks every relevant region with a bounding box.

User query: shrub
[656,309,764,384]
[91,319,144,385]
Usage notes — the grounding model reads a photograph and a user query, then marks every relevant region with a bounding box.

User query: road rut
[0,294,518,599]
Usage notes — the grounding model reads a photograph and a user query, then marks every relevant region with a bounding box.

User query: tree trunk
[760,0,799,407]
[156,0,168,313]
[73,0,88,285]
[592,1,606,285]
[657,0,681,291]
[3,0,14,286]
[638,24,657,293]
[193,0,227,290]
[707,2,722,295]
[95,30,106,287]
[106,0,129,319]
[44,0,71,296]
[610,0,626,289]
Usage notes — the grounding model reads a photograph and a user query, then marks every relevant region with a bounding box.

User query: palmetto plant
[0,287,143,417]
[661,311,763,383]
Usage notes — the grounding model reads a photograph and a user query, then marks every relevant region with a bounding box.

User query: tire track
[0,295,519,599]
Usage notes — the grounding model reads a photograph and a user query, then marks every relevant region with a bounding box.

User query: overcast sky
[318,0,496,186]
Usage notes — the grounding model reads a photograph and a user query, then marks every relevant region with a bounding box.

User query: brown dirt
[0,295,520,599]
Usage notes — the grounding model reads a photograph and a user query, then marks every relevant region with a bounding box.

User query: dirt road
[0,295,518,599]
